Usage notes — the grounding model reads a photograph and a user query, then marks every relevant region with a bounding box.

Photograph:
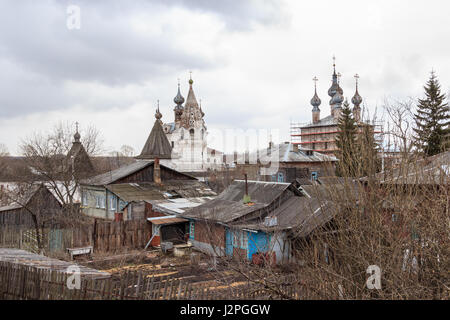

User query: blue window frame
[189,221,195,239]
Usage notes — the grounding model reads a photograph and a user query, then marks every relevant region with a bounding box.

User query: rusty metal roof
[148,217,188,225]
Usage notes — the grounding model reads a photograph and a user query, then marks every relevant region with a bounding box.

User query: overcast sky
[0,0,449,155]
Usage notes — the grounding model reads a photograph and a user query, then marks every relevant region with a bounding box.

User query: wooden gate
[21,229,39,254]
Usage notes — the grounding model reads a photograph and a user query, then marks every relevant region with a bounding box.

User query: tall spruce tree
[413,71,450,156]
[335,100,358,177]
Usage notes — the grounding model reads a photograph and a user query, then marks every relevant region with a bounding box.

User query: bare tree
[19,121,103,221]
[383,98,415,158]
[0,143,8,156]
[120,145,135,157]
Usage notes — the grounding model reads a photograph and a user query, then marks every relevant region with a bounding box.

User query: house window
[82,192,88,206]
[277,172,284,182]
[96,195,105,209]
[324,142,328,150]
[312,143,316,150]
[240,231,248,249]
[128,203,132,220]
[311,171,318,181]
[233,230,248,249]
[110,195,117,211]
[189,221,195,239]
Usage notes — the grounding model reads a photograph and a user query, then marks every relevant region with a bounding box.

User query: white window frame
[82,192,88,206]
[96,195,105,209]
[110,195,117,211]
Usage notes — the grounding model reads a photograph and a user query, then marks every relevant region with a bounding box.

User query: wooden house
[182,180,337,264]
[0,184,63,228]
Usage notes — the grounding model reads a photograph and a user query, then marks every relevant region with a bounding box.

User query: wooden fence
[0,220,150,255]
[0,261,305,300]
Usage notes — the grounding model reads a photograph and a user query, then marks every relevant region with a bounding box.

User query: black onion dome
[174,84,185,105]
[330,90,344,105]
[352,86,362,107]
[74,131,81,143]
[155,107,162,120]
[311,91,321,110]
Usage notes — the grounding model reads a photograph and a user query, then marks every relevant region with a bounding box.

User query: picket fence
[0,261,306,300]
[0,219,150,255]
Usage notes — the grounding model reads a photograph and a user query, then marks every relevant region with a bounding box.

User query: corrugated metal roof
[300,115,337,128]
[182,180,300,223]
[254,143,337,163]
[232,186,337,236]
[81,160,154,186]
[147,197,216,215]
[106,181,216,202]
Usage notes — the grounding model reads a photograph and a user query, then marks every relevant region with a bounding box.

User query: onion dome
[310,77,321,111]
[351,74,363,107]
[173,81,185,105]
[74,131,81,143]
[352,90,362,107]
[155,101,162,121]
[74,122,81,143]
[328,57,344,99]
[330,90,344,105]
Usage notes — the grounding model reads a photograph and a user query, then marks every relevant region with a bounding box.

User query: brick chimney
[154,157,161,184]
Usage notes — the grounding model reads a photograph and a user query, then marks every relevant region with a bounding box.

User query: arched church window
[201,129,204,139]
[181,130,184,140]
[190,128,195,136]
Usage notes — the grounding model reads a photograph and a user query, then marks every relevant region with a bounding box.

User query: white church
[137,76,223,173]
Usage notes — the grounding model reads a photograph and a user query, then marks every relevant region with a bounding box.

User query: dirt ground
[78,248,248,290]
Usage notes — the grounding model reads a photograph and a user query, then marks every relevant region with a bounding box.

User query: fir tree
[413,71,450,156]
[335,100,358,177]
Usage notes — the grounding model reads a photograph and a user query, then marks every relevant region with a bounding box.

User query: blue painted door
[225,228,233,256]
